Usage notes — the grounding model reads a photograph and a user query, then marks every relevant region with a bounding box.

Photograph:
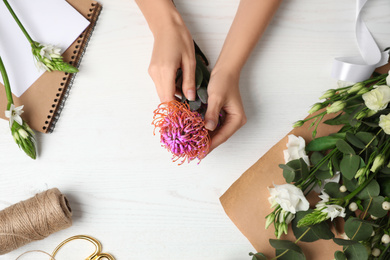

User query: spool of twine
[0,188,72,255]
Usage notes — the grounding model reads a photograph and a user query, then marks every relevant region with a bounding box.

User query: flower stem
[3,0,35,45]
[358,129,383,156]
[0,56,13,110]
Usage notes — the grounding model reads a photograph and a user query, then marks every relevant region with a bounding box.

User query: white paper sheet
[0,0,90,97]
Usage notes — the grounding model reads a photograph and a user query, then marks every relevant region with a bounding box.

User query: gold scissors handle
[52,235,115,260]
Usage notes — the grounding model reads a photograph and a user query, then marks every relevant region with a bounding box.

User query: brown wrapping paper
[220,63,390,259]
[0,0,102,133]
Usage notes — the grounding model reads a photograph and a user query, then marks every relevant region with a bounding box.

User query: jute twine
[0,188,72,255]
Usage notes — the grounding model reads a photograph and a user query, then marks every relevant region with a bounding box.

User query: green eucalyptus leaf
[315,170,333,180]
[331,155,340,172]
[345,132,366,149]
[310,152,328,171]
[196,55,210,82]
[380,167,390,174]
[340,154,360,180]
[324,113,350,125]
[324,182,348,198]
[188,98,202,111]
[349,218,379,228]
[197,86,208,104]
[306,136,342,152]
[344,217,373,241]
[356,179,380,200]
[249,252,267,260]
[343,243,369,260]
[333,238,358,246]
[334,251,347,260]
[292,210,319,242]
[270,239,303,254]
[336,139,356,155]
[274,249,306,260]
[299,158,309,180]
[355,132,378,147]
[378,178,390,197]
[362,196,387,218]
[343,176,359,192]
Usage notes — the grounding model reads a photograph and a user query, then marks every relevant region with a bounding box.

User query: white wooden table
[1,0,389,259]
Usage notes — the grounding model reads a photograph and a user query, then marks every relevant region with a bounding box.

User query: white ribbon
[331,0,389,82]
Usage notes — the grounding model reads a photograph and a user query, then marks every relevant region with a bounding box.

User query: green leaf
[310,152,328,171]
[324,182,348,198]
[378,178,390,197]
[315,170,333,180]
[344,217,373,241]
[356,132,378,147]
[340,154,360,180]
[197,86,208,104]
[306,136,342,152]
[343,176,359,192]
[269,239,303,253]
[275,249,306,260]
[380,167,390,174]
[333,238,358,246]
[343,243,369,260]
[188,98,201,111]
[324,113,350,125]
[249,252,267,260]
[291,210,322,242]
[195,65,203,90]
[196,55,210,82]
[345,132,366,149]
[336,139,356,155]
[334,251,347,260]
[356,179,380,200]
[331,155,340,172]
[281,159,308,183]
[362,196,387,218]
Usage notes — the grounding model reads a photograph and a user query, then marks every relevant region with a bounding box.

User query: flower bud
[293,120,304,128]
[355,168,366,179]
[382,234,390,244]
[265,214,275,229]
[339,185,347,193]
[319,89,336,100]
[18,128,28,139]
[372,248,381,257]
[382,201,390,211]
[371,154,386,172]
[348,82,365,93]
[349,202,358,212]
[371,215,378,220]
[355,110,367,120]
[308,103,323,114]
[326,101,346,114]
[367,109,377,117]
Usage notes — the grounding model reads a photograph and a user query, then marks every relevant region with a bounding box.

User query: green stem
[358,129,383,156]
[3,0,34,45]
[270,228,311,260]
[0,56,13,109]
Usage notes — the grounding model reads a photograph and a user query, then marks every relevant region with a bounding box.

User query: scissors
[52,235,115,260]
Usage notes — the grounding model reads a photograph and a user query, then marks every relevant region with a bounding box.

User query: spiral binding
[47,2,102,133]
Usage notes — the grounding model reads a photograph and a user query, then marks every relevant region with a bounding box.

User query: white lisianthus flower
[40,44,61,60]
[268,183,309,214]
[362,85,390,112]
[379,113,390,135]
[283,135,310,166]
[316,191,346,221]
[4,104,24,127]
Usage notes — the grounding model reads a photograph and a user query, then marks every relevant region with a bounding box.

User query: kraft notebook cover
[0,0,102,133]
[219,63,390,259]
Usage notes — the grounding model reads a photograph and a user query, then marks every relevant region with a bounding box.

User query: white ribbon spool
[331,0,389,82]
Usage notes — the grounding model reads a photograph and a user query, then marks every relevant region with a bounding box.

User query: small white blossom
[382,201,390,211]
[283,135,310,166]
[372,248,381,257]
[349,202,358,212]
[316,192,346,221]
[268,183,310,214]
[379,113,390,135]
[4,104,24,127]
[40,44,61,60]
[382,234,390,244]
[362,85,390,112]
[35,60,48,71]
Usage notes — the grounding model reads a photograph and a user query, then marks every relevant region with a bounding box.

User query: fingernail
[187,90,196,101]
[205,120,216,130]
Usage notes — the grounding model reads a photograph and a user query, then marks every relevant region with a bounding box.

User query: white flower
[35,60,49,71]
[40,44,61,60]
[372,248,381,257]
[386,70,390,86]
[313,172,341,193]
[4,104,24,127]
[339,185,347,193]
[362,85,390,112]
[379,113,390,135]
[283,135,310,165]
[349,202,358,212]
[316,191,346,221]
[268,183,309,214]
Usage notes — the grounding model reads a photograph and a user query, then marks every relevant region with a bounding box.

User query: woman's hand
[205,67,246,153]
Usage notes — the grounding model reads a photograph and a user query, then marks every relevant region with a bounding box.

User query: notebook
[0,0,102,133]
